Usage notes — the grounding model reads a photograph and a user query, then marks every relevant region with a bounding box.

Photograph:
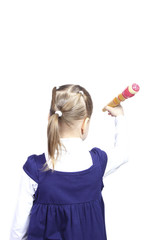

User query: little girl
[10,84,129,240]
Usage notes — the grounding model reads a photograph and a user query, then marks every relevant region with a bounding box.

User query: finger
[105,105,114,111]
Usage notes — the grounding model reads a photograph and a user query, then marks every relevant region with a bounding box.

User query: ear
[81,117,90,135]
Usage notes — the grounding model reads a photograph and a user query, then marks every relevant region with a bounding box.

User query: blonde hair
[43,84,93,172]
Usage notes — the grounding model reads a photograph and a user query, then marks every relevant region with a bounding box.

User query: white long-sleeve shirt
[10,115,129,240]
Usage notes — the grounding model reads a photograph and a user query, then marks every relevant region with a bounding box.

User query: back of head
[44,84,93,171]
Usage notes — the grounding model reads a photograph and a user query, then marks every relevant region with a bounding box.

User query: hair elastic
[55,110,62,117]
[79,90,84,96]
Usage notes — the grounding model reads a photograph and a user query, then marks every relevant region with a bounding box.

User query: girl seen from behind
[10,84,129,240]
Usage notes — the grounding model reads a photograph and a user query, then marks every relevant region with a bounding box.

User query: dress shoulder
[90,147,108,177]
[23,154,39,183]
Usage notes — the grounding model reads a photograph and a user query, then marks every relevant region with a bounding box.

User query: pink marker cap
[132,83,140,92]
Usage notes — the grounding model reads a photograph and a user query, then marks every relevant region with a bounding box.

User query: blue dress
[23,147,108,240]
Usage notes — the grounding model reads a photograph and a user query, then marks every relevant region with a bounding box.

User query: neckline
[42,151,96,175]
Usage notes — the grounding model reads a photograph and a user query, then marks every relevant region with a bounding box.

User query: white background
[0,1,160,239]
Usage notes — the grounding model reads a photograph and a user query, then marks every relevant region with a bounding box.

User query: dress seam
[35,198,101,206]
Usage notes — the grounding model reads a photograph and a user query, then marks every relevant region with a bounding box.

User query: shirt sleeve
[9,169,38,240]
[103,115,129,178]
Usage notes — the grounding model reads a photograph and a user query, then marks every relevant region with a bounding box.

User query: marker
[102,83,140,111]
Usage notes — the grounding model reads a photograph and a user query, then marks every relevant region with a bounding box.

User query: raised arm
[103,105,129,177]
[10,170,38,240]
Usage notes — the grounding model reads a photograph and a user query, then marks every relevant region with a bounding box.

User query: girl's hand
[104,105,124,117]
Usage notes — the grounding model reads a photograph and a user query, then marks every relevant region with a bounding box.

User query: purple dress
[23,147,108,240]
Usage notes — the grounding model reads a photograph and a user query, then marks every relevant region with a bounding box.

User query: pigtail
[47,113,61,171]
[43,87,63,172]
